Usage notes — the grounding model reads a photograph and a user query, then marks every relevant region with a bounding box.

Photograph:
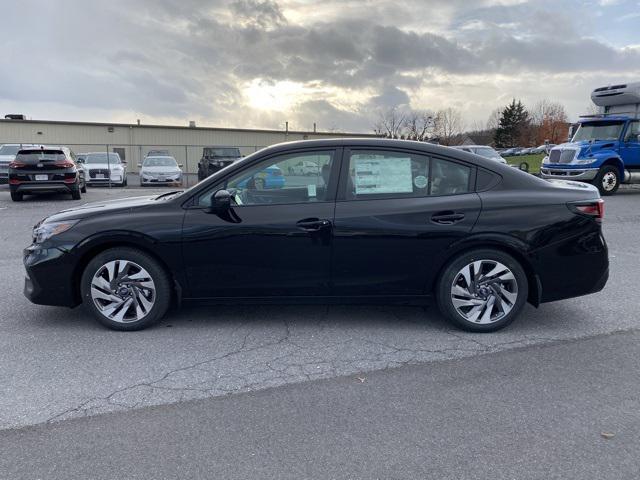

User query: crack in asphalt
[42,317,587,425]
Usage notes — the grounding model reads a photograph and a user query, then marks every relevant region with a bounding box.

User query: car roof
[451,145,495,149]
[144,155,176,160]
[17,145,66,152]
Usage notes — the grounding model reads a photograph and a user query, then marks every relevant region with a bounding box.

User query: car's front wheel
[80,247,172,331]
[436,249,528,332]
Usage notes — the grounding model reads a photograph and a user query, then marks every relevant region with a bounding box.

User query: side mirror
[208,189,232,212]
[178,164,183,168]
[137,163,142,168]
[637,134,640,143]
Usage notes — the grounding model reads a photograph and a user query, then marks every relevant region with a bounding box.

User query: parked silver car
[0,144,37,183]
[451,145,507,164]
[138,155,183,186]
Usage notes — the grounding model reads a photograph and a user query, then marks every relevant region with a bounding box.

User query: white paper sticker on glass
[354,157,413,195]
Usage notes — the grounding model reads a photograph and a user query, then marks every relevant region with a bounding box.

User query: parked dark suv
[23,139,609,332]
[9,146,86,201]
[197,147,241,181]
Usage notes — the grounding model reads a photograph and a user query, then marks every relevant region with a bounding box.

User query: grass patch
[507,153,545,173]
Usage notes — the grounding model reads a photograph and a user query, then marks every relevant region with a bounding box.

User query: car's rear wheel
[10,191,23,202]
[80,247,172,331]
[594,165,619,196]
[436,249,528,332]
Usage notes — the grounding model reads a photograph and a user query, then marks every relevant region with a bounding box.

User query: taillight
[9,160,26,168]
[569,199,604,223]
[54,160,75,168]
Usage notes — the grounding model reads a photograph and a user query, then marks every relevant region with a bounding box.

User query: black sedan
[23,139,608,332]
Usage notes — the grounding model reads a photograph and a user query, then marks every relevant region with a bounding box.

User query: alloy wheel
[90,260,156,323]
[450,259,518,324]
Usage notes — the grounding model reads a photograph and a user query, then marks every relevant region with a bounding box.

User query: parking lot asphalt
[3,331,639,479]
[1,184,640,430]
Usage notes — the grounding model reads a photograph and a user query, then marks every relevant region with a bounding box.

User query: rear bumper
[538,231,609,303]
[11,182,76,193]
[540,167,599,181]
[23,245,79,307]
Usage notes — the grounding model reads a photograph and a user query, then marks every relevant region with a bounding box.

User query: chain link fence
[48,143,268,188]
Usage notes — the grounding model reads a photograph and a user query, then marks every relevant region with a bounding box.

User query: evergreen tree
[494,99,530,147]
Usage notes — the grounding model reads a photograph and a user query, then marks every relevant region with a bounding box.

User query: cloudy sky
[2,0,639,132]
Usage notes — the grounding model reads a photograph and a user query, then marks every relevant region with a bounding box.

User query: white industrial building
[0,118,376,173]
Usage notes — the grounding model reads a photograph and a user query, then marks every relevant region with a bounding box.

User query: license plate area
[96,173,105,179]
[35,174,48,181]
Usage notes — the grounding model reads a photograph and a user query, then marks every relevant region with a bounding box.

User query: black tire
[10,191,23,202]
[436,249,528,333]
[71,186,81,200]
[594,165,619,196]
[81,183,87,193]
[80,247,172,331]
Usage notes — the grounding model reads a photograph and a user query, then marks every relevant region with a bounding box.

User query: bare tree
[434,108,465,145]
[373,107,407,139]
[486,107,502,131]
[402,110,436,141]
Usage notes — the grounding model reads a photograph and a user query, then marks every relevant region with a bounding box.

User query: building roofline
[0,118,379,137]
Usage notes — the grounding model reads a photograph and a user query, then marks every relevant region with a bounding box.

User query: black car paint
[23,139,608,311]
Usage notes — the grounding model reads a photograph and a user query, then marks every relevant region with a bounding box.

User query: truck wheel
[594,166,620,196]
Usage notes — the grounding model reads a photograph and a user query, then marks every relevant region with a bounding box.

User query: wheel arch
[430,236,541,307]
[600,156,624,178]
[71,235,183,306]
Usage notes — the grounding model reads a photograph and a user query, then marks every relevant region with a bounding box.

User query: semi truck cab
[541,82,640,195]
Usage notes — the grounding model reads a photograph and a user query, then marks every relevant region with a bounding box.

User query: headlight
[33,220,79,244]
[572,158,595,165]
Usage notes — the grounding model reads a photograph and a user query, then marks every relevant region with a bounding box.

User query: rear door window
[342,150,472,200]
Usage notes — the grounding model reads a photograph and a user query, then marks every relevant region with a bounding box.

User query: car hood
[84,163,123,170]
[45,195,160,222]
[141,166,181,173]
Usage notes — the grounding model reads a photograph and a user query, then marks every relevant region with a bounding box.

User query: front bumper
[23,244,79,307]
[540,167,599,181]
[141,173,182,184]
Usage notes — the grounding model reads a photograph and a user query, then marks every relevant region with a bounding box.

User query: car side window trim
[185,147,344,209]
[336,147,477,202]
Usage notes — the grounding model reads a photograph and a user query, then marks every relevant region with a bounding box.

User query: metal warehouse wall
[0,120,377,173]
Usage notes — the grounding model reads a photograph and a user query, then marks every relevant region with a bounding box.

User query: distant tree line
[372,98,570,148]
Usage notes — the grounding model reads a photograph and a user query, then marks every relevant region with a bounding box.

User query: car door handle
[296,218,332,231]
[431,212,465,224]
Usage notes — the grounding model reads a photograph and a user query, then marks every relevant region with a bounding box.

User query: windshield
[475,148,502,160]
[143,157,178,167]
[204,148,240,158]
[85,153,121,164]
[572,122,624,142]
[0,145,20,155]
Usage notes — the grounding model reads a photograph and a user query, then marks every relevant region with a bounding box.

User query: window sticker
[307,184,317,197]
[413,175,428,189]
[354,157,413,194]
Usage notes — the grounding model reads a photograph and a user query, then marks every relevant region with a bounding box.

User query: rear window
[16,150,65,161]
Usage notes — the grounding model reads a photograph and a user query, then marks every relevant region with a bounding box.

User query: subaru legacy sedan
[23,139,608,332]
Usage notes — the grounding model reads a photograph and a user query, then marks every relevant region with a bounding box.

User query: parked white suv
[79,152,127,186]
